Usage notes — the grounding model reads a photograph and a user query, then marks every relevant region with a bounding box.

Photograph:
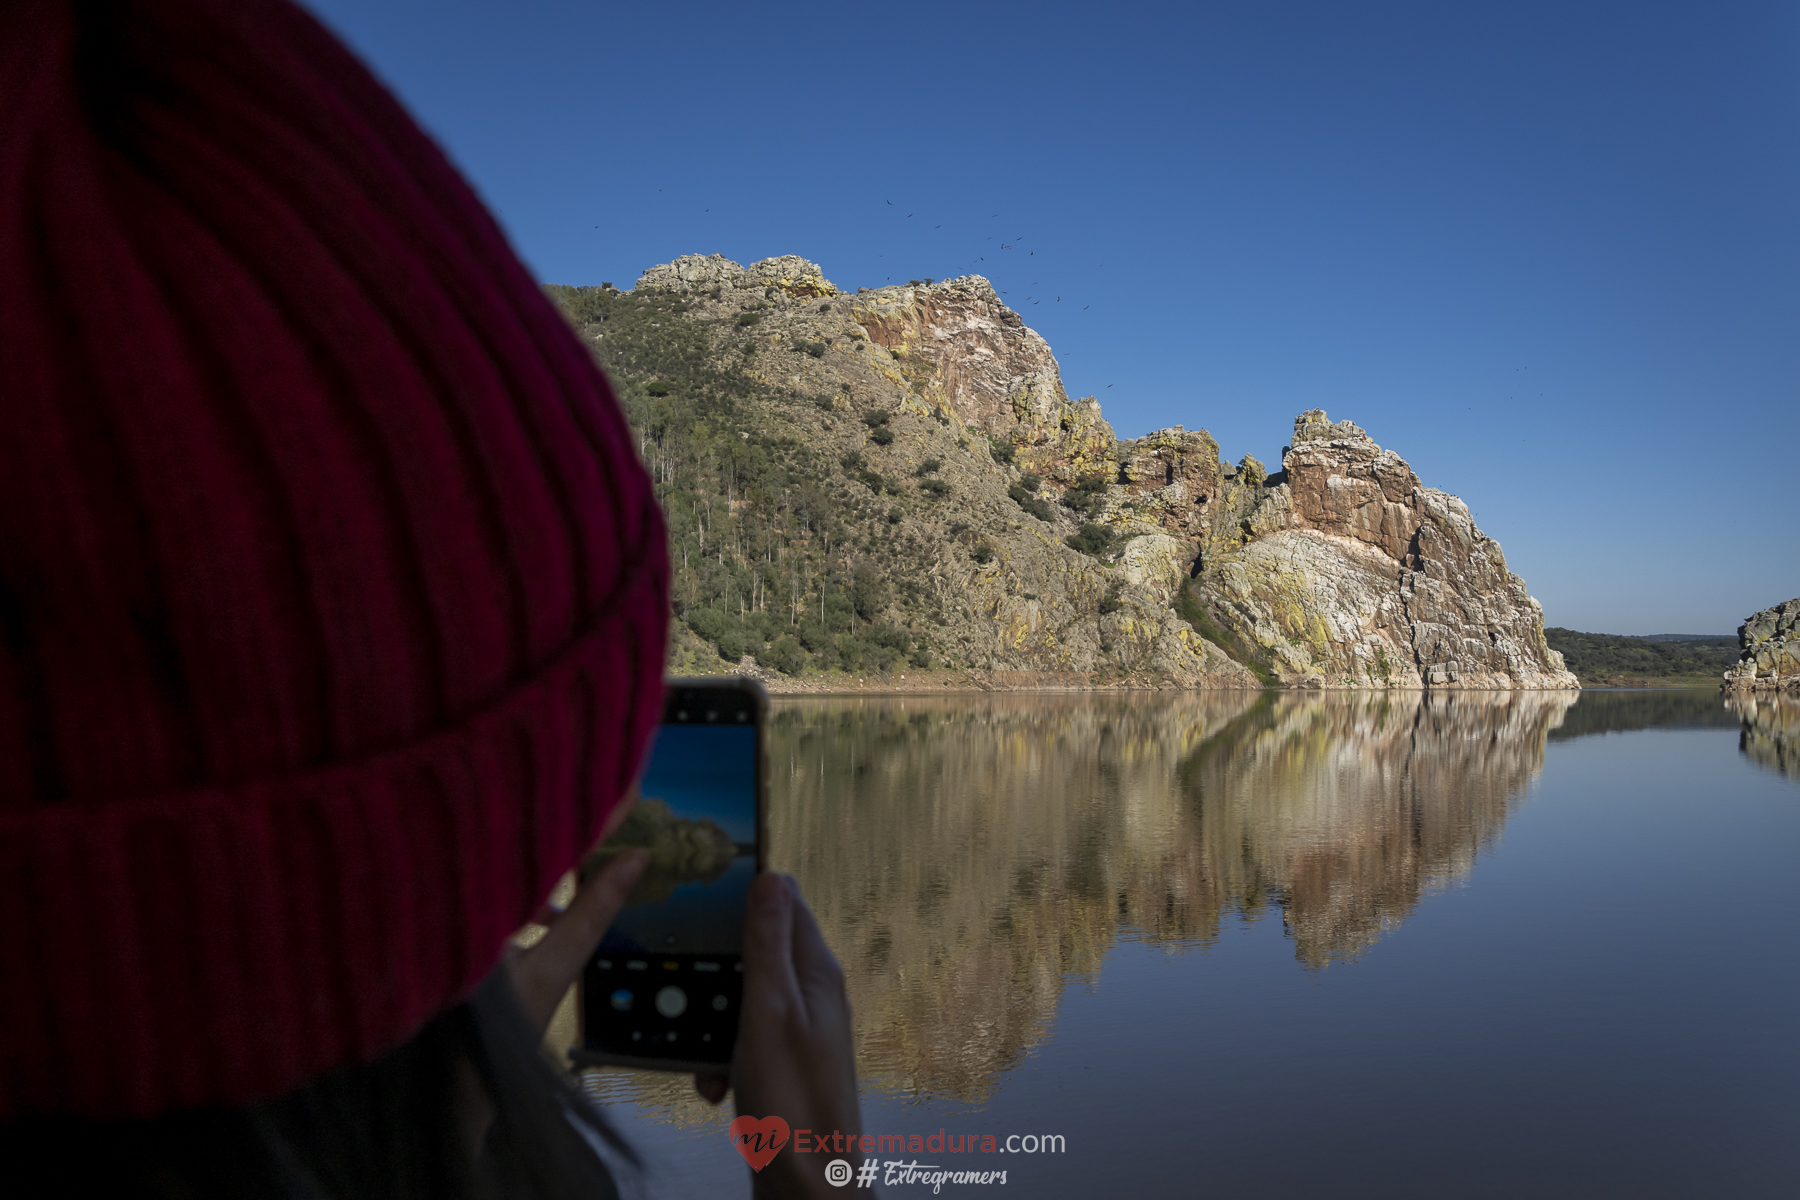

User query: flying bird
[887,200,892,204]
[907,213,913,217]
[1083,306,1089,310]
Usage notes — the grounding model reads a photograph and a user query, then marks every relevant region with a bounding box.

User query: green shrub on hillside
[850,565,888,621]
[1064,524,1114,557]
[736,311,761,327]
[870,427,895,446]
[765,634,807,675]
[1061,475,1109,516]
[1008,485,1054,521]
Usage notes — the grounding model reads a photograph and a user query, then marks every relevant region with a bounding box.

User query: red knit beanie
[0,0,669,1118]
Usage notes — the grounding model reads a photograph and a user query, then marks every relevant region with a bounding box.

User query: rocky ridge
[1723,597,1800,692]
[1190,411,1578,689]
[553,253,1573,689]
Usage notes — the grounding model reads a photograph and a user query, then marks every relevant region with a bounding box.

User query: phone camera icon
[655,986,687,1018]
[824,1159,853,1187]
[609,989,632,1012]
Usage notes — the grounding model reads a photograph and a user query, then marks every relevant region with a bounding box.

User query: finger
[509,849,648,1032]
[740,870,799,1018]
[693,1073,729,1105]
[783,876,847,1026]
[597,782,640,846]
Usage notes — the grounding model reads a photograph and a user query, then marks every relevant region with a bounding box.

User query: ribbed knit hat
[0,0,669,1118]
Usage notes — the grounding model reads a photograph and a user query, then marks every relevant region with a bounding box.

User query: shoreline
[679,665,1637,696]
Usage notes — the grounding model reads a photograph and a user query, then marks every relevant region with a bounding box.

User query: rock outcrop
[1722,598,1800,692]
[555,256,1573,690]
[637,252,838,298]
[1189,410,1577,689]
[850,276,1115,479]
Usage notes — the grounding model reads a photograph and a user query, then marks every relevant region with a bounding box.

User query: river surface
[575,690,1799,1198]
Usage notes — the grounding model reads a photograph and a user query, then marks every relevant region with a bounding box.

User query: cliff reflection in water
[769,689,1576,1101]
[1727,693,1800,780]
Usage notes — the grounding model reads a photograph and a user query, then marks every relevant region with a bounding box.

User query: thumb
[740,871,798,1016]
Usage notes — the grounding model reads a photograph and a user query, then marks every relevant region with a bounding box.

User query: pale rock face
[851,277,1115,480]
[636,253,747,292]
[1117,535,1189,604]
[747,256,838,298]
[1197,409,1578,690]
[635,253,839,298]
[1724,597,1800,691]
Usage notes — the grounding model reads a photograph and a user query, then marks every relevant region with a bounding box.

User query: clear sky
[301,0,1798,636]
[639,726,757,843]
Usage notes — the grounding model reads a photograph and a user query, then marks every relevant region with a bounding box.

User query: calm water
[577,690,1799,1198]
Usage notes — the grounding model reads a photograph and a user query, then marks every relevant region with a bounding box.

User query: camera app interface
[585,713,756,1061]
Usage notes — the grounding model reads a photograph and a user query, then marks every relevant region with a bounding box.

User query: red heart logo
[727,1115,790,1172]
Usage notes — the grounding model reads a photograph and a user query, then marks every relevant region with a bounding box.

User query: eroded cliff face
[568,255,1571,690]
[850,276,1114,480]
[1191,411,1577,690]
[1723,598,1800,693]
[589,257,1253,687]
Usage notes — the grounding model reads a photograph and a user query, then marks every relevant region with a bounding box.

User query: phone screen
[580,683,762,1067]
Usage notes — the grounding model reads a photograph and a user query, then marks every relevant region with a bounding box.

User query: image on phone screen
[581,688,761,1067]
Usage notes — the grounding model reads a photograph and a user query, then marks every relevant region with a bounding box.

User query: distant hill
[1543,628,1737,686]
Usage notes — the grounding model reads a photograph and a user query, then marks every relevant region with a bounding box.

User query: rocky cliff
[548,254,1573,690]
[1188,411,1578,689]
[1722,597,1800,693]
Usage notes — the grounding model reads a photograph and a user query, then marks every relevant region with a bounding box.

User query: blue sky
[638,726,757,843]
[302,0,1798,635]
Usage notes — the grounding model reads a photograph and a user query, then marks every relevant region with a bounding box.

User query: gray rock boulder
[1724,597,1800,691]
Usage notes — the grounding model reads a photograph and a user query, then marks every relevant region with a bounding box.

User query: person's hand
[506,846,648,1033]
[507,781,646,1034]
[707,872,862,1200]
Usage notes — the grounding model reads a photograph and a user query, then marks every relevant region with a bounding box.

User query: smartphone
[573,678,767,1073]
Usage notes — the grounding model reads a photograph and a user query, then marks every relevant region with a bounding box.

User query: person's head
[0,0,668,1193]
